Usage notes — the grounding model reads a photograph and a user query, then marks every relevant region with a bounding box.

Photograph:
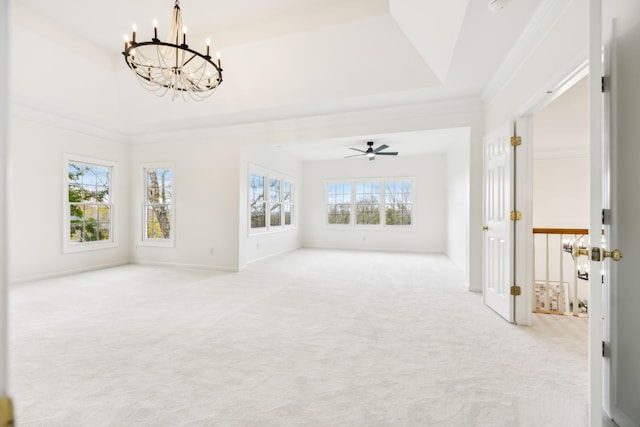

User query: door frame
[512,64,589,328]
[512,0,609,420]
[515,60,604,425]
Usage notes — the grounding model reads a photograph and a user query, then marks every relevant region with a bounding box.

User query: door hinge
[601,76,607,93]
[510,285,522,296]
[0,396,13,427]
[602,341,607,357]
[602,208,611,225]
[510,136,522,147]
[510,210,522,221]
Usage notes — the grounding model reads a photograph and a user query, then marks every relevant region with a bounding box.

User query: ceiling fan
[345,141,398,161]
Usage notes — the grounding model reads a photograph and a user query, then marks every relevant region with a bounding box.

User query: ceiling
[276,127,470,162]
[11,0,542,155]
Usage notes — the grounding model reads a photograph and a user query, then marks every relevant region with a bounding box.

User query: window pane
[144,168,173,240]
[146,205,172,239]
[385,181,413,226]
[355,181,380,225]
[251,202,266,228]
[327,183,352,225]
[68,161,113,244]
[269,178,281,203]
[270,204,281,227]
[283,182,292,202]
[285,204,293,225]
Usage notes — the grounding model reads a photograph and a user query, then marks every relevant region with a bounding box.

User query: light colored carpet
[9,249,588,426]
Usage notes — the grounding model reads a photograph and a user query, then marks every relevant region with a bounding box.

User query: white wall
[532,76,589,229]
[10,3,121,133]
[533,157,589,228]
[131,140,241,271]
[445,141,470,277]
[8,118,131,282]
[239,145,303,268]
[302,154,446,253]
[610,1,640,423]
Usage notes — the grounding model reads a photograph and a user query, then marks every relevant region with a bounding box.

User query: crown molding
[10,101,129,144]
[127,97,483,145]
[481,0,574,105]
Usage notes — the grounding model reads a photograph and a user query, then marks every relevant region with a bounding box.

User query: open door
[482,123,515,323]
[0,1,10,425]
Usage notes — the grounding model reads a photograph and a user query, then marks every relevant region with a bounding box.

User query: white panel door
[588,1,603,425]
[483,123,514,322]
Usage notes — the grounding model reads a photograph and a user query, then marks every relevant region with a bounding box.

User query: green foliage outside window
[68,162,111,242]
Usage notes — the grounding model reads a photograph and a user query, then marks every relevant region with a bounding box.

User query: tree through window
[144,167,173,239]
[68,161,112,243]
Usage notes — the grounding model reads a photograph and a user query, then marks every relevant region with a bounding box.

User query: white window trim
[63,154,118,253]
[139,162,175,248]
[325,177,415,230]
[248,164,296,236]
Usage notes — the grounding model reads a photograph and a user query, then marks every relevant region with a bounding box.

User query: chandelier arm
[124,41,222,95]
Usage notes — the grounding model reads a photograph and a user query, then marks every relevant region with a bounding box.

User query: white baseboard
[300,244,441,255]
[239,247,299,271]
[133,260,240,273]
[10,260,131,284]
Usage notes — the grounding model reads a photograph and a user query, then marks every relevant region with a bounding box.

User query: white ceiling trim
[127,97,483,145]
[481,0,573,106]
[11,103,129,144]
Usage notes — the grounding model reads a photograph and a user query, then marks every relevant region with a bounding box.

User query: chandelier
[122,0,223,101]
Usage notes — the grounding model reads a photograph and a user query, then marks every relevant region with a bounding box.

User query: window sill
[138,239,175,248]
[249,225,296,237]
[63,240,117,254]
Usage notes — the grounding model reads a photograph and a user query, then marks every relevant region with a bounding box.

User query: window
[385,181,413,225]
[269,178,281,227]
[250,174,266,229]
[65,156,116,252]
[283,181,294,226]
[143,166,173,243]
[327,183,351,225]
[326,179,413,228]
[355,182,380,225]
[249,167,295,233]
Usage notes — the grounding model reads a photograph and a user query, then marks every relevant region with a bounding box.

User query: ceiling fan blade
[349,147,366,153]
[374,144,389,153]
[345,154,366,158]
[376,152,398,156]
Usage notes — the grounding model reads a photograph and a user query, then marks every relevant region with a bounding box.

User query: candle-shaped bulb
[216,51,221,68]
[124,35,129,51]
[153,19,158,39]
[132,24,137,43]
[206,38,211,56]
[183,26,187,44]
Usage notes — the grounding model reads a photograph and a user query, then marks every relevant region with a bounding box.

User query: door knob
[482,226,489,231]
[591,247,624,262]
[572,246,590,258]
